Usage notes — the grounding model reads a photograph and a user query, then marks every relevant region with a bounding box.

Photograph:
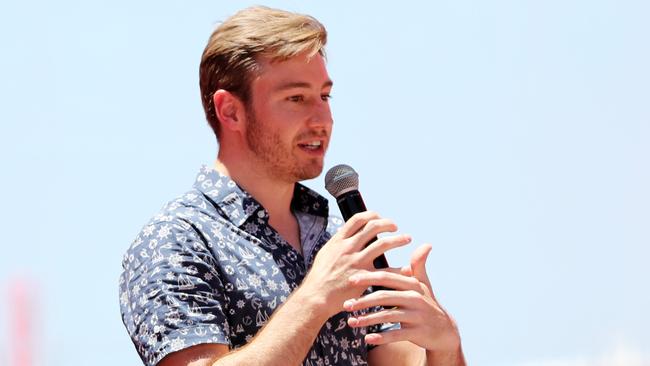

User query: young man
[119,6,465,366]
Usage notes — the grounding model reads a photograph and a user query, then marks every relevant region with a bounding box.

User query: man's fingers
[361,234,411,263]
[343,289,423,312]
[347,307,408,327]
[334,212,402,253]
[364,328,417,346]
[351,218,398,251]
[401,265,413,276]
[373,267,409,276]
[348,270,423,293]
[410,243,432,282]
[409,243,437,300]
[336,211,381,239]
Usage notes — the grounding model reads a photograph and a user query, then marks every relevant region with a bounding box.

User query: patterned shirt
[119,166,382,366]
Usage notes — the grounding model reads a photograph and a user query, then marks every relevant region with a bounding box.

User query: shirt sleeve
[119,217,230,366]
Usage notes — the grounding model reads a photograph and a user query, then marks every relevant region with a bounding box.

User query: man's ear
[213,89,245,132]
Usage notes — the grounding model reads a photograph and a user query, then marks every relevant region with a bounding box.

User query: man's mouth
[298,140,323,151]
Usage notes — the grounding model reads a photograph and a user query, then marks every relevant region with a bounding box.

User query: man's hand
[343,243,463,355]
[300,211,413,317]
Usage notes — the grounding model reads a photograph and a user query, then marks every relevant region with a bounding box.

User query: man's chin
[297,163,324,181]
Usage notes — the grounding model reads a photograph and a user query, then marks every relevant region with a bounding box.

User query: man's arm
[158,283,328,366]
[154,211,413,366]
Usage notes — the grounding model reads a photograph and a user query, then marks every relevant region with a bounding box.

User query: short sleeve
[119,218,230,366]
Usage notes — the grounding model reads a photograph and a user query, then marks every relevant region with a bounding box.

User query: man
[120,6,465,366]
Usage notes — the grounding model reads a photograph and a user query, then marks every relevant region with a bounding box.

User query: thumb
[410,243,433,286]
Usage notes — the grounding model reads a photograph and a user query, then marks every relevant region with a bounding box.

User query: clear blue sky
[1,1,648,365]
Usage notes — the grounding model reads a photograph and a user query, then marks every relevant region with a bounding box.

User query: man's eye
[321,94,332,101]
[288,95,304,102]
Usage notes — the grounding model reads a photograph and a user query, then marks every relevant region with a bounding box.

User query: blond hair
[199,6,328,139]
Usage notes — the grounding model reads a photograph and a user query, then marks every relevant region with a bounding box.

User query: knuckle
[367,219,381,231]
[386,309,400,318]
[348,214,362,225]
[349,252,364,264]
[378,218,392,227]
[407,289,422,299]
[365,210,379,218]
[373,289,389,299]
[373,236,389,248]
[386,221,398,232]
[354,211,377,224]
[376,272,389,281]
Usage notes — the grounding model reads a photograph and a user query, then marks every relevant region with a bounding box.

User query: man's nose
[307,99,333,129]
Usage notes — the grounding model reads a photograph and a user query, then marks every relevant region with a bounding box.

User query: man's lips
[297,140,323,150]
[297,139,328,156]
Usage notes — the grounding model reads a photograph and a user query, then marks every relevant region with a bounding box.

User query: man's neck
[214,156,295,225]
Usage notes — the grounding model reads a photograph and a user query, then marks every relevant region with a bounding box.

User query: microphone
[324,164,390,270]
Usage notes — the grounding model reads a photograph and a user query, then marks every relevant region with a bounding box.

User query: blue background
[1,1,648,365]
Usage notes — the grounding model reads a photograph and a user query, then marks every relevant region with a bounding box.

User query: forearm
[422,345,466,366]
[369,341,466,366]
[213,285,329,366]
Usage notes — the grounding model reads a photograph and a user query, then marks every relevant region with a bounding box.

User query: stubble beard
[245,108,325,183]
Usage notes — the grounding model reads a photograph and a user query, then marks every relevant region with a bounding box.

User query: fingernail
[348,317,358,326]
[343,299,355,310]
[365,334,379,344]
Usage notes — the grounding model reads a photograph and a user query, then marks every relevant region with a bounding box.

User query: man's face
[244,52,333,183]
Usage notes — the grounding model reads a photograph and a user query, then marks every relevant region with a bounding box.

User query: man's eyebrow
[274,80,334,91]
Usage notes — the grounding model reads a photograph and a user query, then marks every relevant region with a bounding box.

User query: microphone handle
[336,191,390,270]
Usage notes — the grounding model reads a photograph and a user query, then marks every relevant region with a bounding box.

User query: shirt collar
[291,183,330,218]
[193,165,329,227]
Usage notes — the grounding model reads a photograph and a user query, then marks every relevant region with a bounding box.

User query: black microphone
[324,164,390,270]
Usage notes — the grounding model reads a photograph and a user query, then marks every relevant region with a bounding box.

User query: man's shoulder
[123,188,222,257]
[145,188,215,228]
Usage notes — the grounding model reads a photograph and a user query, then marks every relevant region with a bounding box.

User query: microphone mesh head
[324,164,359,198]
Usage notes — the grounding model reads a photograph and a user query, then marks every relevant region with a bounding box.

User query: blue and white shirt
[119,166,383,366]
